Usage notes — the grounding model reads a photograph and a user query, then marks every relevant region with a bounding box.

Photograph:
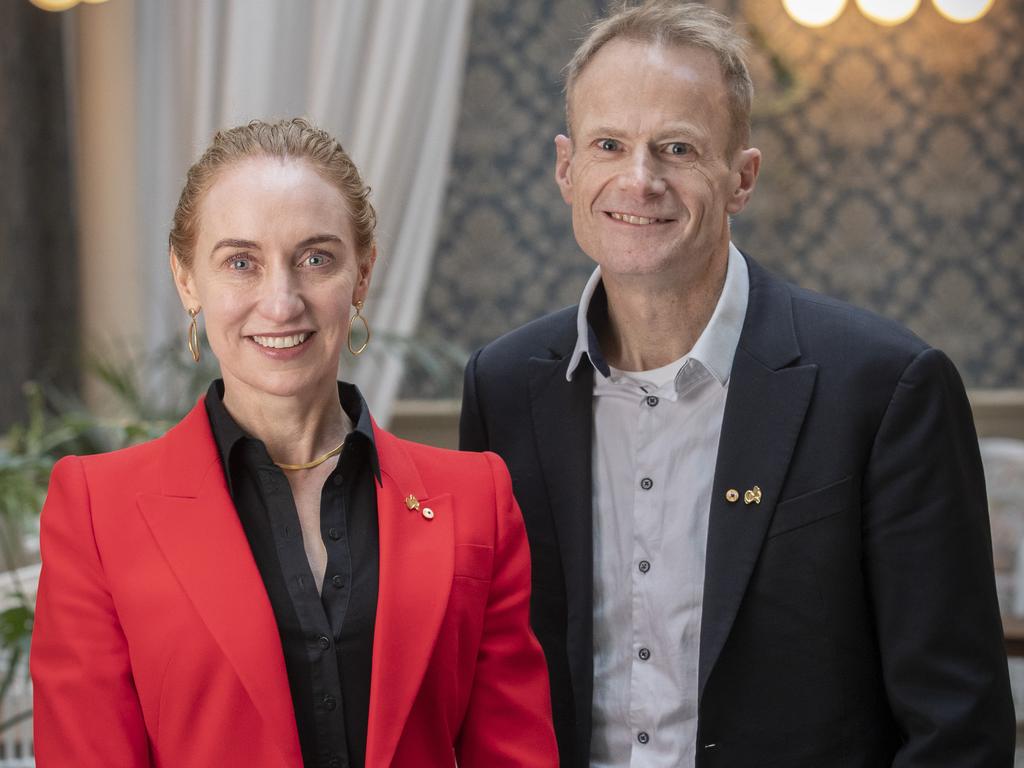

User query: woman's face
[172,156,374,404]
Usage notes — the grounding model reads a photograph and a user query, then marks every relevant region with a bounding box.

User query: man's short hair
[564,1,754,154]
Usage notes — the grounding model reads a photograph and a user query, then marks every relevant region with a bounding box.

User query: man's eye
[229,258,251,270]
[667,143,693,156]
[597,139,620,152]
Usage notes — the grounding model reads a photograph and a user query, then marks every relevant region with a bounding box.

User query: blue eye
[667,143,693,156]
[229,258,251,270]
[303,251,330,267]
[597,139,620,152]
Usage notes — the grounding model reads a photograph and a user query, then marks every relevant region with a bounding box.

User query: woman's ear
[169,248,201,311]
[354,244,377,304]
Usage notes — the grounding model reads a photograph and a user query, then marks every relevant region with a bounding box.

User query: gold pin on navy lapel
[725,486,762,505]
[405,493,434,520]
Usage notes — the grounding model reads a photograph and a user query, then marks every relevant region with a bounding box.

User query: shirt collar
[566,242,749,388]
[566,267,611,380]
[204,378,382,489]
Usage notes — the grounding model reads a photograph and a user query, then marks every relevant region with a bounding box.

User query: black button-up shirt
[205,380,380,768]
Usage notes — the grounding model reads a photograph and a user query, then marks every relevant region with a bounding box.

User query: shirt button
[638,560,651,574]
[328,527,341,540]
[638,647,651,661]
[318,635,331,650]
[640,477,653,491]
[322,694,337,711]
[637,731,650,745]
[645,395,659,407]
[328,758,342,768]
[331,574,345,589]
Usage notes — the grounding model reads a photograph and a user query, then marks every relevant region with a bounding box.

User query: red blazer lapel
[366,424,454,767]
[136,400,302,766]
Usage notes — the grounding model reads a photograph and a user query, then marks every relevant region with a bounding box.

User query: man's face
[555,39,759,281]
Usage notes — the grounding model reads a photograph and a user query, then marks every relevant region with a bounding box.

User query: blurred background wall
[408,0,1024,397]
[1,0,1021,415]
[0,3,79,429]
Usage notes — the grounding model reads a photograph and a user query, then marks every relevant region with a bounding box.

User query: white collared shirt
[567,244,749,768]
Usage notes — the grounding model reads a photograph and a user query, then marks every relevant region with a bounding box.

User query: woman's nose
[258,263,304,322]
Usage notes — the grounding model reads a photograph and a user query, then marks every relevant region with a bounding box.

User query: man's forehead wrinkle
[569,37,731,138]
[575,89,717,149]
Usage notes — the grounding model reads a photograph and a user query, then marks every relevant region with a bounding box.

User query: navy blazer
[460,255,1015,767]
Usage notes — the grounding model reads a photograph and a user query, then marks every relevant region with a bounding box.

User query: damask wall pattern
[405,0,1023,398]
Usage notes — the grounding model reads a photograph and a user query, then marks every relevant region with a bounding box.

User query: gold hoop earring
[347,300,370,356]
[187,308,201,363]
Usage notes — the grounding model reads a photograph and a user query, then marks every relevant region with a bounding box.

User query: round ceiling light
[29,0,82,9]
[932,0,995,23]
[855,0,922,24]
[782,0,849,27]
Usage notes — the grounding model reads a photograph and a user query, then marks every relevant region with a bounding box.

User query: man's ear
[726,146,761,215]
[169,248,200,311]
[554,134,574,205]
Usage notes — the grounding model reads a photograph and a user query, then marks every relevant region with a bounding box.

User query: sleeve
[459,348,490,452]
[862,348,1015,766]
[454,452,558,767]
[30,456,151,767]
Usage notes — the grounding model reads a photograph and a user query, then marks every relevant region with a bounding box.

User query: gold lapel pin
[422,507,434,520]
[744,485,762,505]
[725,489,740,503]
[404,494,420,511]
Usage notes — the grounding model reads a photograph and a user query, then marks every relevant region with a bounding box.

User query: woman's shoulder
[377,430,507,492]
[385,432,491,471]
[54,431,169,496]
[54,400,211,494]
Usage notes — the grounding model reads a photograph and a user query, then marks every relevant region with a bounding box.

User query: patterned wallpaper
[404,0,1024,398]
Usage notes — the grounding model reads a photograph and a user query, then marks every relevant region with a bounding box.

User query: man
[459,2,1015,767]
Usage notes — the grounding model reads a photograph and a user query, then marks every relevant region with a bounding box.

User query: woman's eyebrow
[295,234,343,249]
[210,234,343,256]
[211,238,259,254]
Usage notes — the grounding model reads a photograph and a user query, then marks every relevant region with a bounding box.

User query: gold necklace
[273,442,345,471]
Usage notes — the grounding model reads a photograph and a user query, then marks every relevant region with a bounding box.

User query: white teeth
[252,333,309,349]
[610,212,664,225]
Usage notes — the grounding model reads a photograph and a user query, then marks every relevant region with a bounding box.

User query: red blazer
[30,399,558,767]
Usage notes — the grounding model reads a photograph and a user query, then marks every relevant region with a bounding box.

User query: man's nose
[618,147,667,196]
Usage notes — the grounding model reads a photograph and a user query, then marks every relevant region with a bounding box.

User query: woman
[30,118,557,767]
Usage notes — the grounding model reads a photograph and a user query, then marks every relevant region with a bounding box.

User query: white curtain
[134,0,472,425]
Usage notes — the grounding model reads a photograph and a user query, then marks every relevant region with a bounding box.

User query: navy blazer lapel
[699,258,817,699]
[528,341,595,755]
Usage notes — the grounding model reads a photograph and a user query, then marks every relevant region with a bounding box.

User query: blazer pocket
[454,543,493,582]
[767,475,854,538]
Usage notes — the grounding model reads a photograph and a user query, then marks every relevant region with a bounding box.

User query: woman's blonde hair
[169,117,376,268]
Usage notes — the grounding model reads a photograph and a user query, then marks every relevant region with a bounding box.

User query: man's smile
[605,211,674,225]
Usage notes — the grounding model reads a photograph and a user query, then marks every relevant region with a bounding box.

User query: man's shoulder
[750,260,930,367]
[471,305,578,373]
[790,283,929,364]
